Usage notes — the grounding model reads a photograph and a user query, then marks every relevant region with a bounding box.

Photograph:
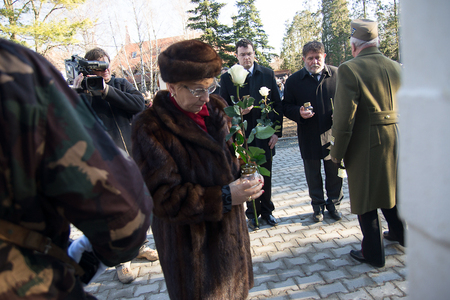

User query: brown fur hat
[158,39,222,83]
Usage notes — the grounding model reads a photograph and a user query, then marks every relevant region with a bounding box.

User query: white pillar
[398,1,450,299]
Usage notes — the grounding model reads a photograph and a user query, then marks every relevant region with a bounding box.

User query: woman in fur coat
[132,40,264,300]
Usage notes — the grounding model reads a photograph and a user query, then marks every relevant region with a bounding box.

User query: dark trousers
[246,159,274,219]
[303,158,343,212]
[358,205,405,266]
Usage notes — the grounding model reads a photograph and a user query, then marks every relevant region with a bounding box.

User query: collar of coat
[299,65,332,80]
[148,91,230,154]
[356,46,382,58]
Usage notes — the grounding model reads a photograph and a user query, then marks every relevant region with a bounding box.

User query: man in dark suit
[220,39,283,230]
[330,19,405,267]
[283,41,343,223]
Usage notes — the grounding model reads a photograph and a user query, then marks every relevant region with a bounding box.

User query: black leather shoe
[383,231,405,247]
[349,250,385,268]
[248,218,260,230]
[262,215,278,226]
[312,211,323,222]
[328,210,342,221]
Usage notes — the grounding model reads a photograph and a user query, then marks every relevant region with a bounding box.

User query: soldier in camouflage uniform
[0,39,153,299]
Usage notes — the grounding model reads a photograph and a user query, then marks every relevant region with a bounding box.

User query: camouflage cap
[351,19,378,41]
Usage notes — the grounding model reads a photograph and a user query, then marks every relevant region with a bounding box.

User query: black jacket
[219,62,283,159]
[283,65,337,160]
[91,76,144,154]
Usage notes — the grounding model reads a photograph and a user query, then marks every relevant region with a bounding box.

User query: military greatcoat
[330,47,402,215]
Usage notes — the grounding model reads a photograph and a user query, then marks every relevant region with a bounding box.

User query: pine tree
[187,0,235,67]
[376,0,399,62]
[280,9,321,73]
[321,0,351,66]
[0,0,91,55]
[231,0,274,67]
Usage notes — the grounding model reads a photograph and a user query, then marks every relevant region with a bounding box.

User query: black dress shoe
[328,210,342,221]
[262,215,278,226]
[349,250,385,268]
[383,231,405,247]
[248,218,260,230]
[312,211,323,222]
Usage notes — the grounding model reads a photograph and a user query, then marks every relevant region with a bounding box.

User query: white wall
[398,1,450,299]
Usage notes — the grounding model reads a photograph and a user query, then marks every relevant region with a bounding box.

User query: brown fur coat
[132,91,253,300]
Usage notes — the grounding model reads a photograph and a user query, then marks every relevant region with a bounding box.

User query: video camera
[65,55,109,92]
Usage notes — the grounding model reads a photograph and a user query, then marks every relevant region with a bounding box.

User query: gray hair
[350,36,379,50]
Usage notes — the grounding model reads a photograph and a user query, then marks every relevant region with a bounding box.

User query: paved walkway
[72,138,407,300]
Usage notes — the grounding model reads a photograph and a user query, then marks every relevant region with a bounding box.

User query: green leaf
[258,166,270,176]
[224,106,239,117]
[247,130,256,144]
[235,132,244,145]
[255,126,276,140]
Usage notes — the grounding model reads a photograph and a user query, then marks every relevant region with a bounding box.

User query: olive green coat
[330,47,402,215]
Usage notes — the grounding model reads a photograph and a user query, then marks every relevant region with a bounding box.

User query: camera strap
[0,219,85,276]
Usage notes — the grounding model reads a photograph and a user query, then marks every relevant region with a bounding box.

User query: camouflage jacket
[0,40,153,299]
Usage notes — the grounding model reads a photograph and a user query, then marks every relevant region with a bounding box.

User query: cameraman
[73,47,144,155]
[73,48,158,284]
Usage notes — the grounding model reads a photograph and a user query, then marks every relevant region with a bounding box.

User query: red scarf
[170,95,209,133]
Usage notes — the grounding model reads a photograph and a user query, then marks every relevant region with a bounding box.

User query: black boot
[326,203,342,220]
[312,205,323,222]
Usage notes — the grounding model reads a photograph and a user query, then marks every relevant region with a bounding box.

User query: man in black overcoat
[283,41,343,222]
[220,39,283,230]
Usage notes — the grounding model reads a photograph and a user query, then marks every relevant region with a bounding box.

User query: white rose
[228,64,249,87]
[259,86,270,97]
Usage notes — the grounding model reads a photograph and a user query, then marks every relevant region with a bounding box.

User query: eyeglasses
[183,79,219,97]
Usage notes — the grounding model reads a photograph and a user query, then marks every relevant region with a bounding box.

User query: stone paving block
[264,259,287,272]
[334,235,362,247]
[106,285,134,299]
[134,281,160,297]
[338,288,373,300]
[336,226,362,237]
[369,269,402,284]
[262,234,285,245]
[248,282,272,299]
[92,289,109,300]
[316,281,348,298]
[303,261,330,275]
[282,231,305,242]
[277,267,306,281]
[254,271,280,286]
[250,230,271,240]
[307,249,334,263]
[320,269,351,283]
[342,274,376,291]
[286,285,320,299]
[284,255,310,268]
[365,281,403,298]
[291,244,316,256]
[253,244,279,256]
[318,231,344,242]
[312,240,338,251]
[98,280,123,294]
[252,253,269,263]
[296,236,322,246]
[346,263,381,277]
[251,238,263,247]
[269,226,291,237]
[330,244,355,258]
[326,257,352,269]
[268,277,300,295]
[276,240,301,252]
[302,227,326,238]
[295,273,326,290]
[84,282,100,294]
[269,249,295,261]
[393,280,408,295]
[118,295,145,300]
